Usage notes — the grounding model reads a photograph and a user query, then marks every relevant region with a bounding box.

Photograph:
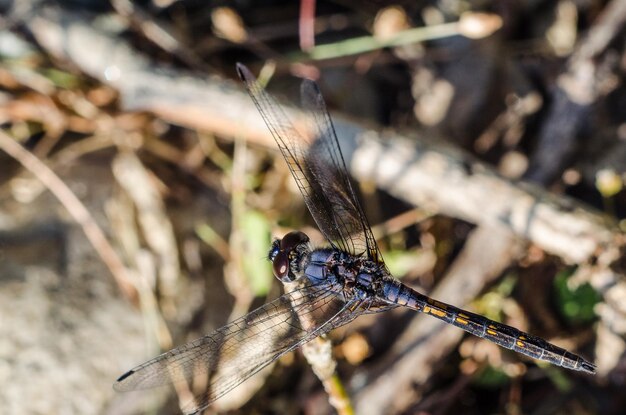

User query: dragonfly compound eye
[280,231,309,250]
[272,251,294,282]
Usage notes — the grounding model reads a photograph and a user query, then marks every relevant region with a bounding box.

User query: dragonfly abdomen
[383,281,596,374]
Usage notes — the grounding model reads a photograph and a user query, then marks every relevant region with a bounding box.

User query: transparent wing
[114,281,362,414]
[237,64,385,266]
[300,79,386,265]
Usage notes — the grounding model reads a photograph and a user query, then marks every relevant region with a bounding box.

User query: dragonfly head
[268,231,310,283]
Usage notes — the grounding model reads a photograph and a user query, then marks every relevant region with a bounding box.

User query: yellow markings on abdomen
[455,317,469,325]
[486,324,499,336]
[456,313,472,325]
[427,299,449,310]
[431,308,447,318]
[423,305,447,318]
[516,340,525,348]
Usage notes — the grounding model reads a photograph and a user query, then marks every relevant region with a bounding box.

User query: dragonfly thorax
[268,231,311,283]
[305,248,388,297]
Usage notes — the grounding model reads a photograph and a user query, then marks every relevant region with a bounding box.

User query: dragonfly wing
[237,64,385,266]
[114,281,360,414]
[299,79,385,265]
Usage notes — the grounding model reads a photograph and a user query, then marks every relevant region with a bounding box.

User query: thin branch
[354,224,524,415]
[0,128,137,301]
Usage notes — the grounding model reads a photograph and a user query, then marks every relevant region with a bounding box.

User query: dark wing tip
[113,369,136,391]
[300,79,322,108]
[236,63,252,82]
[300,78,320,93]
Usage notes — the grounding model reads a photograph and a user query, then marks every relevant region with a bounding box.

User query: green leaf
[42,68,80,89]
[381,249,423,278]
[544,365,573,391]
[241,210,273,296]
[553,269,600,325]
[472,365,510,388]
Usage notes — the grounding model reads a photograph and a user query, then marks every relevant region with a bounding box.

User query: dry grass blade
[112,151,181,316]
[0,128,137,301]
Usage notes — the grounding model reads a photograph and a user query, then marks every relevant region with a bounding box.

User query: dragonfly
[114,64,596,414]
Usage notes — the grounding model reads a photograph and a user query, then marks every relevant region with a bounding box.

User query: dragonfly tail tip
[581,360,597,375]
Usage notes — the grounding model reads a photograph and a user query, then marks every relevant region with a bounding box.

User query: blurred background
[1,0,625,414]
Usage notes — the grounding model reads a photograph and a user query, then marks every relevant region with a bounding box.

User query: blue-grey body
[113,64,595,415]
